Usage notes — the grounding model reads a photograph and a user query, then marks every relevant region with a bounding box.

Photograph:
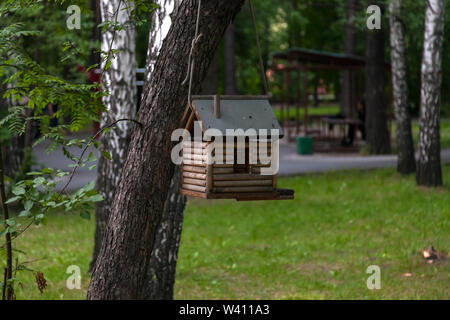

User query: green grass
[8,166,450,300]
[273,104,340,121]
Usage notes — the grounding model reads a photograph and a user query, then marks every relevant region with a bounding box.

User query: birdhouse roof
[187,98,283,138]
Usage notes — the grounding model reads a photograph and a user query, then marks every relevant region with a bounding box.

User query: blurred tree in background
[5,1,450,112]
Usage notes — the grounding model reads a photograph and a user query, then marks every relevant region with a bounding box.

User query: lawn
[273,104,340,121]
[9,166,450,300]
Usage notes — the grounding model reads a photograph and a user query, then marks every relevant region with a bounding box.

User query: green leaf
[42,168,54,174]
[85,190,97,197]
[33,177,46,186]
[104,60,111,71]
[5,196,21,204]
[34,214,45,224]
[56,171,69,177]
[19,210,31,217]
[101,150,112,160]
[46,201,56,207]
[0,227,9,237]
[26,171,44,176]
[12,186,26,196]
[86,194,103,202]
[80,211,91,220]
[82,181,96,191]
[24,199,33,211]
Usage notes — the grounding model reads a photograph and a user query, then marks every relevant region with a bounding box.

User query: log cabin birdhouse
[178,95,294,201]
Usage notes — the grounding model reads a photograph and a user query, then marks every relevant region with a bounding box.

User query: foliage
[223,0,347,99]
[0,0,154,298]
[219,0,450,110]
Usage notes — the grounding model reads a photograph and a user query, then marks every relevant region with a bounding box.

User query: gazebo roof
[192,98,283,138]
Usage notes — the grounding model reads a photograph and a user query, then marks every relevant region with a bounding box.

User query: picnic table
[319,117,363,144]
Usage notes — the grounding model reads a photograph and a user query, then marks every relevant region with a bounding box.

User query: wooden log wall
[181,142,207,194]
[181,140,277,196]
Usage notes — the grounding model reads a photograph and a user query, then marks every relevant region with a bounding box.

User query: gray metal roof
[192,99,283,138]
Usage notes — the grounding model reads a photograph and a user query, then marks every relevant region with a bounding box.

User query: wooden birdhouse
[178,95,294,201]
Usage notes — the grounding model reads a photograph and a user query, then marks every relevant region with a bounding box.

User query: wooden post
[280,70,285,129]
[304,67,309,134]
[349,70,354,119]
[357,71,363,103]
[296,69,301,135]
[214,95,221,118]
[206,164,213,194]
[285,70,290,139]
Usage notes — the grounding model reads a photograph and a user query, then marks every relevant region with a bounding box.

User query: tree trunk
[201,52,218,94]
[365,0,391,154]
[87,0,246,300]
[0,143,13,300]
[144,165,185,299]
[224,23,237,95]
[389,0,416,174]
[142,0,186,300]
[90,0,137,271]
[416,0,445,186]
[0,84,24,180]
[89,0,102,66]
[340,0,359,118]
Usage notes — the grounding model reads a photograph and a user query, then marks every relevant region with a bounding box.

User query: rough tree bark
[144,165,185,299]
[87,0,246,300]
[90,0,137,270]
[389,0,416,174]
[365,0,391,154]
[340,0,359,118]
[224,23,237,95]
[142,0,187,300]
[416,0,445,186]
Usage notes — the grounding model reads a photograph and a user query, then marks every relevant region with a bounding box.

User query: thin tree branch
[1,118,142,246]
[57,118,142,197]
[0,142,13,300]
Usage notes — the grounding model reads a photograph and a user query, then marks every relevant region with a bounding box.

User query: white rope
[182,0,203,107]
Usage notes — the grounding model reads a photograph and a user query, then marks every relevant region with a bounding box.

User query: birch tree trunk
[416,0,445,186]
[389,0,416,174]
[90,0,137,270]
[87,0,246,300]
[365,0,391,154]
[141,0,186,300]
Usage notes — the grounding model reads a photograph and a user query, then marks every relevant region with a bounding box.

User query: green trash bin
[296,136,314,155]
